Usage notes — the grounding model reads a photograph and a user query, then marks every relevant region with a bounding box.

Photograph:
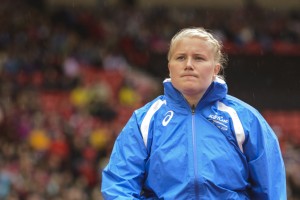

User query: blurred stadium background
[0,0,299,199]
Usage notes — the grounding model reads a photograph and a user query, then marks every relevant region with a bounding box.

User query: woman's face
[168,37,220,103]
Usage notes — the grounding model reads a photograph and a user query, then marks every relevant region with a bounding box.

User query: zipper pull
[191,104,196,114]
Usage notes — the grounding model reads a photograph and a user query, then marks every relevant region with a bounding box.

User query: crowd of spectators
[0,0,299,199]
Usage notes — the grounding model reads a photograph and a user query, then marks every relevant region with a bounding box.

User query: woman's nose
[185,58,193,69]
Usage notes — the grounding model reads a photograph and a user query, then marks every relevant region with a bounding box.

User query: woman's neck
[184,94,202,108]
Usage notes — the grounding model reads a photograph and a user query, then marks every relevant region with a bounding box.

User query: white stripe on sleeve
[140,99,166,147]
[217,101,245,152]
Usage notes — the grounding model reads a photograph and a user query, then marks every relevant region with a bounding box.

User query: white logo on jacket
[208,114,229,131]
[162,111,174,126]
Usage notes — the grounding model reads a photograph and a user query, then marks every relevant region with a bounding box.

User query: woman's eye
[195,56,204,61]
[176,56,185,60]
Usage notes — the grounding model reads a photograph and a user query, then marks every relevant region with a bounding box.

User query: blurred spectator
[62,56,81,89]
[102,48,130,72]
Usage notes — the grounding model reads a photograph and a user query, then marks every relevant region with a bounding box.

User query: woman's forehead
[171,37,213,53]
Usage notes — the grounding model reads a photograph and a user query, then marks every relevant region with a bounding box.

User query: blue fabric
[101,79,286,200]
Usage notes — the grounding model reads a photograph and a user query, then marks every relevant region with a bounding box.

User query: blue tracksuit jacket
[101,78,286,200]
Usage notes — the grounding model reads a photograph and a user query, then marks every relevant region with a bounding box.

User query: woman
[101,27,286,199]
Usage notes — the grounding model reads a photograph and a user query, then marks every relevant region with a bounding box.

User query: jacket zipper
[191,105,200,199]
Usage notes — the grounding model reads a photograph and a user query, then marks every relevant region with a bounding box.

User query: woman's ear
[214,63,221,76]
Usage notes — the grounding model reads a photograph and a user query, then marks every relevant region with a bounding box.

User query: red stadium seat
[263,110,300,145]
[39,91,72,119]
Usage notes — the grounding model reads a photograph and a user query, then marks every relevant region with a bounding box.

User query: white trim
[163,78,171,83]
[214,76,226,84]
[141,99,166,147]
[217,101,245,152]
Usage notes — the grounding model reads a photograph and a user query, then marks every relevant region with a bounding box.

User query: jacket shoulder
[134,95,166,122]
[224,95,262,118]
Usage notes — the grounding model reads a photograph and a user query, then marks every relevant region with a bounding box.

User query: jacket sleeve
[101,112,148,199]
[243,112,286,200]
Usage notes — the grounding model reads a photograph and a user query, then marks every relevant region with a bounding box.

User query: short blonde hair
[168,27,227,77]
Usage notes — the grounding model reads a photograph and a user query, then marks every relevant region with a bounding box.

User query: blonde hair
[167,27,227,77]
